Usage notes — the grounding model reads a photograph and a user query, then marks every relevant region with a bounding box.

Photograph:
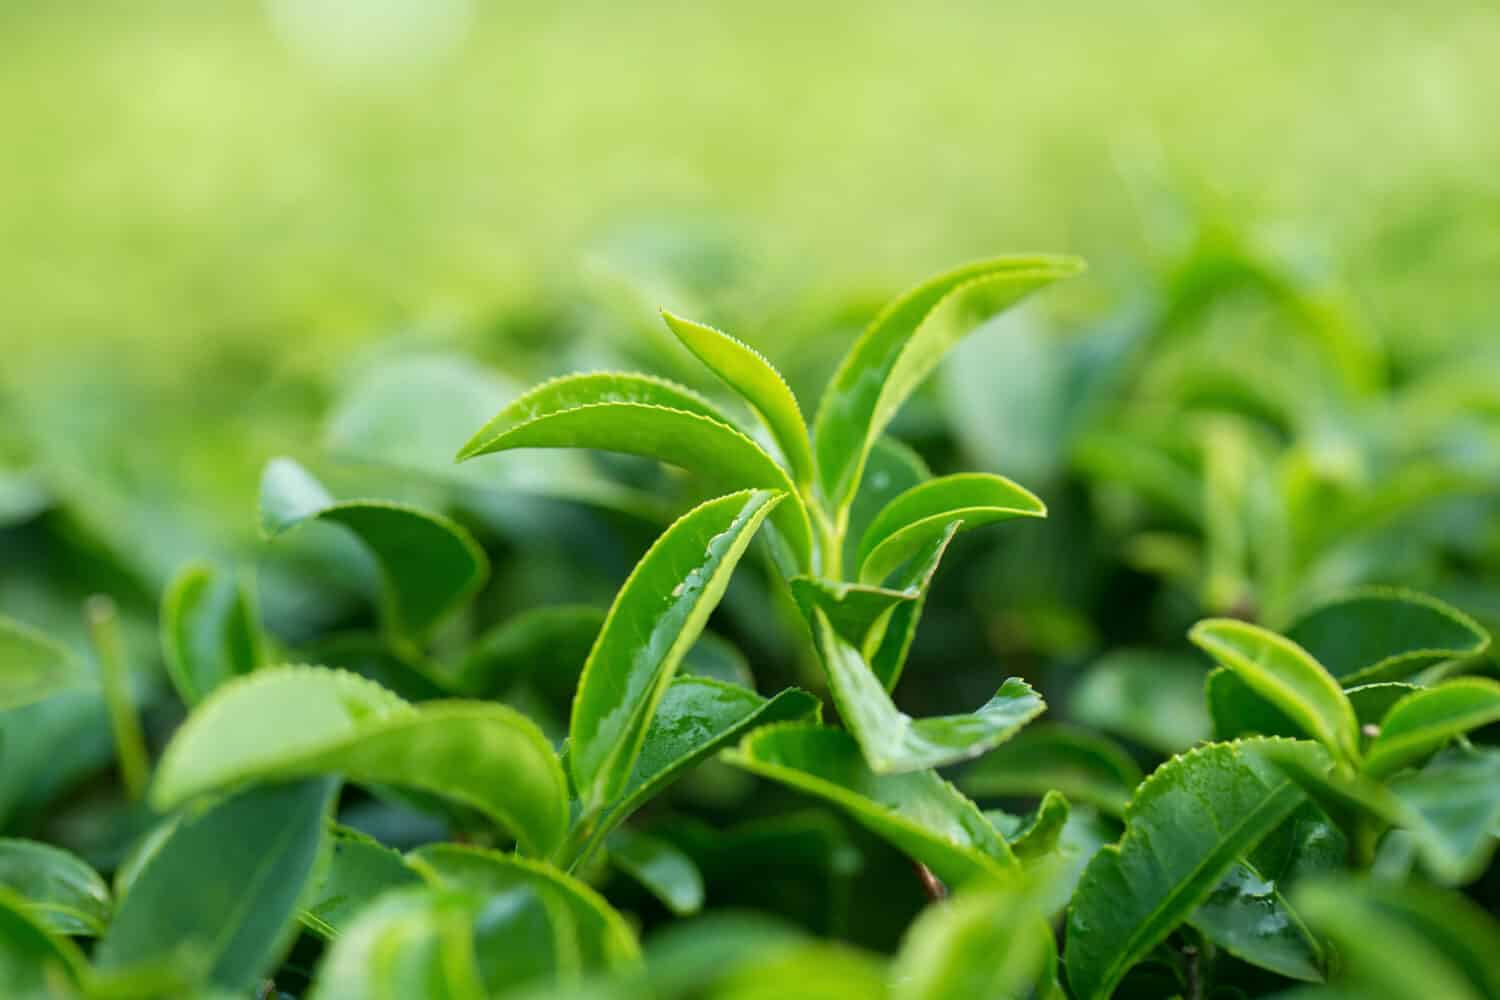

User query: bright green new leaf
[1064,739,1316,1000]
[856,473,1045,585]
[806,606,1044,773]
[1296,878,1500,1000]
[661,311,816,490]
[152,667,568,858]
[842,437,932,579]
[585,678,820,860]
[159,562,263,706]
[713,941,891,1000]
[0,887,85,996]
[1287,587,1490,685]
[1002,790,1072,865]
[723,723,1016,888]
[1363,678,1500,779]
[455,374,812,569]
[569,490,783,811]
[1190,619,1360,765]
[1208,670,1413,743]
[308,887,485,1000]
[259,458,489,647]
[409,844,642,977]
[961,723,1143,818]
[300,825,421,940]
[891,887,1058,1000]
[608,829,705,916]
[812,255,1083,513]
[0,616,83,710]
[0,840,110,937]
[96,779,336,992]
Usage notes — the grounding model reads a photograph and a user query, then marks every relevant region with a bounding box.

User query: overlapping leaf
[569,489,784,812]
[159,561,263,706]
[723,723,1016,888]
[608,829,706,917]
[300,825,421,940]
[962,723,1142,817]
[0,840,110,937]
[308,887,485,1000]
[1363,678,1500,778]
[152,667,568,858]
[1287,588,1490,685]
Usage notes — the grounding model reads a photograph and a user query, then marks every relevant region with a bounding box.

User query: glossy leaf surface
[1287,588,1490,685]
[0,839,110,937]
[608,829,705,916]
[1363,678,1500,778]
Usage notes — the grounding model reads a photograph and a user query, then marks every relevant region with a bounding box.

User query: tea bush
[3,251,1500,999]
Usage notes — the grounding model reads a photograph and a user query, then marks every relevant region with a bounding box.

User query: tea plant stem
[86,594,150,802]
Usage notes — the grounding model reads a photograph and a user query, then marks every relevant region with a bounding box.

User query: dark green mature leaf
[1064,739,1317,1000]
[581,679,819,862]
[1190,863,1324,983]
[812,255,1084,513]
[0,840,110,937]
[409,844,642,977]
[804,606,1044,773]
[0,887,85,996]
[152,667,568,858]
[570,490,784,812]
[97,779,336,991]
[259,458,489,647]
[661,311,816,491]
[1069,650,1211,754]
[1363,678,1500,778]
[891,887,1058,1000]
[608,829,705,916]
[961,723,1143,818]
[0,616,83,710]
[308,887,485,1000]
[454,604,606,698]
[455,374,813,569]
[1296,878,1500,1000]
[723,723,1017,888]
[301,825,421,940]
[1287,588,1491,685]
[855,473,1045,585]
[159,562,262,706]
[1190,620,1360,765]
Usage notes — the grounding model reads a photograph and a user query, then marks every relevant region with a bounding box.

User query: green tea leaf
[856,473,1045,585]
[0,887,85,996]
[97,779,336,992]
[891,887,1057,1000]
[1254,740,1404,837]
[259,458,489,647]
[570,490,784,812]
[0,616,84,710]
[812,255,1084,513]
[1190,863,1324,983]
[1190,619,1360,765]
[1389,747,1500,884]
[608,829,705,916]
[456,374,812,569]
[960,723,1142,818]
[661,311,816,491]
[713,941,890,1000]
[587,678,819,855]
[152,667,568,858]
[1207,671,1412,742]
[300,825,421,940]
[1004,790,1072,865]
[1363,678,1500,779]
[1287,588,1491,685]
[842,437,932,580]
[0,840,110,937]
[805,605,1044,773]
[308,887,485,1000]
[409,844,642,976]
[723,723,1016,888]
[1296,878,1500,1000]
[159,562,263,706]
[1064,739,1316,1000]
[1069,650,1212,754]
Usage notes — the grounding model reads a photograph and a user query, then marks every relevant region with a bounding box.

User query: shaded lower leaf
[1069,650,1211,754]
[0,888,86,996]
[1287,588,1491,686]
[0,616,84,711]
[0,840,110,937]
[1390,747,1500,884]
[96,778,336,992]
[1189,863,1323,983]
[608,829,705,917]
[1063,739,1315,1000]
[159,561,263,707]
[723,723,1016,888]
[300,825,421,940]
[960,723,1142,818]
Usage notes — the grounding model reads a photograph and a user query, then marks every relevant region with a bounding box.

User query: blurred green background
[3,0,1498,630]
